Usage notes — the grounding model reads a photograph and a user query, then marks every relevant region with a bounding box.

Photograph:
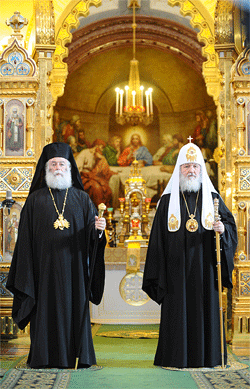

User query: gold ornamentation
[239,272,250,296]
[182,190,200,232]
[205,212,214,229]
[53,214,70,230]
[6,172,21,186]
[234,47,250,77]
[168,214,178,231]
[168,0,222,103]
[1,167,33,193]
[186,146,197,162]
[213,147,223,164]
[6,12,28,34]
[35,0,55,45]
[214,0,234,45]
[48,187,70,230]
[186,216,198,232]
[126,246,140,272]
[240,168,250,191]
[0,40,37,78]
[119,271,150,306]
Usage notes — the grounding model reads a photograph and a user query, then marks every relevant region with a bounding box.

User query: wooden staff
[75,203,106,370]
[213,198,225,369]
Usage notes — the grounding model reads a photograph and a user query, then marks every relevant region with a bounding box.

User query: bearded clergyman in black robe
[7,142,106,368]
[142,140,237,368]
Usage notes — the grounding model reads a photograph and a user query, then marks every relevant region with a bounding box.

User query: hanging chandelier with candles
[115,0,153,126]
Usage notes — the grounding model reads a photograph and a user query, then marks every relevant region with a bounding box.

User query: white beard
[45,162,72,190]
[179,172,202,192]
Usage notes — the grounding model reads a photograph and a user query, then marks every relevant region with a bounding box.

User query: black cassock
[7,186,106,368]
[142,190,237,368]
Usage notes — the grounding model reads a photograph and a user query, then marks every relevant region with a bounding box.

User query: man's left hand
[95,216,106,231]
[213,221,225,235]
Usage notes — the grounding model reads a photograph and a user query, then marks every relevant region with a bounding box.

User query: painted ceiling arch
[53,0,219,106]
[0,0,218,51]
[54,0,217,73]
[65,16,205,75]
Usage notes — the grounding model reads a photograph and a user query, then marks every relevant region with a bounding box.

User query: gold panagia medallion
[186,214,198,232]
[53,214,70,230]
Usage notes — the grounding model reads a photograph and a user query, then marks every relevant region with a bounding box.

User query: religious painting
[190,109,218,189]
[5,99,25,157]
[2,202,22,262]
[52,107,218,209]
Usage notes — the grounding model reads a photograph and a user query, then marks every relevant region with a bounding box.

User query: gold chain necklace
[48,187,70,230]
[182,190,200,232]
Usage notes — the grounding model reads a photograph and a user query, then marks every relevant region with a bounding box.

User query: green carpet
[68,325,250,389]
[69,367,198,389]
[1,325,249,389]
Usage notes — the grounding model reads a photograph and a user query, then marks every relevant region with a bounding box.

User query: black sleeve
[85,194,106,305]
[6,198,36,329]
[142,197,168,304]
[89,232,106,305]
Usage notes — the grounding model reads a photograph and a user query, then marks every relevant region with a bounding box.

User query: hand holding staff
[95,203,107,231]
[213,198,225,369]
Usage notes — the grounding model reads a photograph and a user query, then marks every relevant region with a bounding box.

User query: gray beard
[179,172,202,192]
[45,163,72,190]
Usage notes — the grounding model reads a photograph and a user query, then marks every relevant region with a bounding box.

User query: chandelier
[115,0,153,126]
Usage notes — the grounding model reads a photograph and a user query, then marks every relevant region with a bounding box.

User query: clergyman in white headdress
[142,138,237,368]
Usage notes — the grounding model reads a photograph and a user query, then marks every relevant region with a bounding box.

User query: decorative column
[214,1,239,207]
[213,1,240,343]
[26,98,35,151]
[236,97,246,156]
[231,47,250,355]
[33,0,56,148]
[0,99,3,153]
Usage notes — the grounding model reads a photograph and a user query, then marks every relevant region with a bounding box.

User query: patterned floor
[1,329,249,388]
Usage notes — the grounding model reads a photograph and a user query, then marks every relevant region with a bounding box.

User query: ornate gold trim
[0,39,37,77]
[35,0,55,46]
[168,0,221,102]
[51,0,101,103]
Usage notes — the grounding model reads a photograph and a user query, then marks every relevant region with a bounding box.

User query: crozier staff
[142,138,237,368]
[7,142,106,369]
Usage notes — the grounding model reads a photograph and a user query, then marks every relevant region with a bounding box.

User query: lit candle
[125,86,129,109]
[148,88,153,115]
[145,91,149,116]
[140,86,144,108]
[115,88,120,114]
[119,90,124,116]
[132,90,136,107]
